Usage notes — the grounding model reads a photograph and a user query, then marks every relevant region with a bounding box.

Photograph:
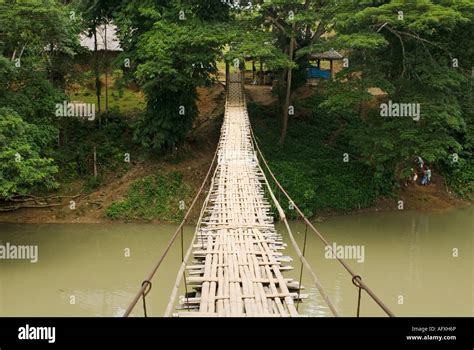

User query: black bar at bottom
[0,317,472,348]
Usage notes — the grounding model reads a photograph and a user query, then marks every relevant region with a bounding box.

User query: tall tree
[78,0,116,114]
[113,0,231,151]
[231,0,335,144]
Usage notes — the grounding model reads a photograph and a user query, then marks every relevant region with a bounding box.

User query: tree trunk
[93,26,101,115]
[104,22,109,115]
[252,60,256,82]
[279,35,295,145]
[93,146,98,178]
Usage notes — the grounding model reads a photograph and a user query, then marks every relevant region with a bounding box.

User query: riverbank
[0,135,469,225]
[255,83,473,216]
[0,168,468,225]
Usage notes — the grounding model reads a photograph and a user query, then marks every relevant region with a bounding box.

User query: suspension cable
[256,147,340,316]
[296,222,308,311]
[124,74,394,318]
[122,146,219,317]
[249,125,395,317]
[164,163,219,316]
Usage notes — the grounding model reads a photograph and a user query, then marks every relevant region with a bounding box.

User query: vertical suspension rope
[352,275,363,317]
[180,226,190,310]
[296,222,308,311]
[142,294,147,317]
[141,280,152,317]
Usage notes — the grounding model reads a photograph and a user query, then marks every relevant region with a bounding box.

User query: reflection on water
[0,207,472,317]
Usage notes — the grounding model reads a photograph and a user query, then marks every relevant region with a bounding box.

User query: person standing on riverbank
[421,168,428,186]
[413,168,418,184]
[415,156,424,170]
[426,168,432,184]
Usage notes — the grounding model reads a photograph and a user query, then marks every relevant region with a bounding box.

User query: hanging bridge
[123,71,394,318]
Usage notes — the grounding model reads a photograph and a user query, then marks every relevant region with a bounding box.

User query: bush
[440,157,474,200]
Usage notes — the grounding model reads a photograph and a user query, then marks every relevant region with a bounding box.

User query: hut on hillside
[307,48,344,82]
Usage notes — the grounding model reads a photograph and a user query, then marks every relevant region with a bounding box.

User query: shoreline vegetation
[0,82,470,225]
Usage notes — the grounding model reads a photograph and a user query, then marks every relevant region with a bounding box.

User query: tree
[0,0,79,196]
[113,0,231,151]
[0,0,81,88]
[0,108,58,200]
[230,0,335,144]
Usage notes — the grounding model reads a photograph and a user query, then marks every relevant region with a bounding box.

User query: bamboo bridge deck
[173,73,301,317]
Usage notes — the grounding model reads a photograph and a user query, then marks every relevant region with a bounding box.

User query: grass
[68,74,145,114]
[72,88,145,113]
[105,171,193,222]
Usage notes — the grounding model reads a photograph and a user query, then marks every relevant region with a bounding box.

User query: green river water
[0,207,472,317]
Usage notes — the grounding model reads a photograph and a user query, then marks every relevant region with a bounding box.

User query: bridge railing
[122,147,219,317]
[249,125,395,317]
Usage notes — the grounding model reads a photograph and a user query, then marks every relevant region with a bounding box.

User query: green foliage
[113,0,231,151]
[132,85,198,152]
[0,108,58,200]
[318,0,474,196]
[249,98,379,217]
[105,171,192,222]
[0,0,82,197]
[0,57,65,127]
[0,0,472,208]
[440,155,474,200]
[0,0,81,88]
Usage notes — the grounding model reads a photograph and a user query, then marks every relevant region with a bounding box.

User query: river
[0,208,472,317]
